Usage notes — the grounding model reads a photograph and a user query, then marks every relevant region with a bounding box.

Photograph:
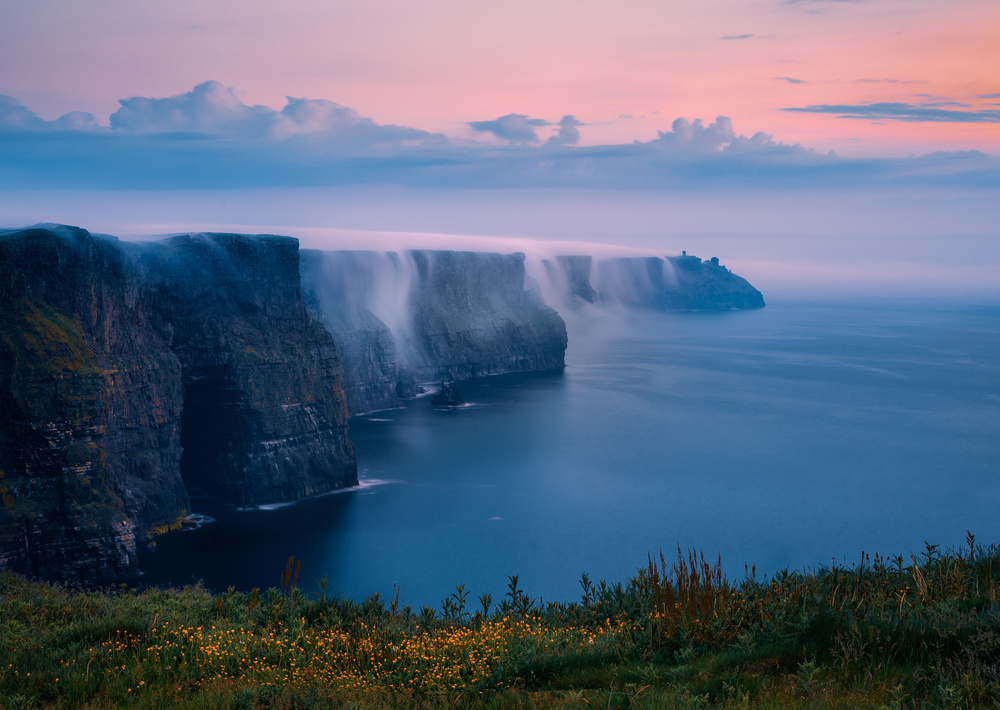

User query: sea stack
[431,381,466,407]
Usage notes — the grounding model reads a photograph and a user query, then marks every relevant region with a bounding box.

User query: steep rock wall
[300,250,414,417]
[301,249,568,415]
[137,234,357,506]
[0,226,186,584]
[0,227,358,583]
[405,250,568,381]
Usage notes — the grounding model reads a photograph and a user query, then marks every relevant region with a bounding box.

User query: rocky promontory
[545,252,765,311]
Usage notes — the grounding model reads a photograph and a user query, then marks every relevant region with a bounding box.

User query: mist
[1,183,998,301]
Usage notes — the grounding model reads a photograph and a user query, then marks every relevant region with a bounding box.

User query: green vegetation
[0,294,129,538]
[0,298,100,379]
[2,537,999,709]
[148,513,192,540]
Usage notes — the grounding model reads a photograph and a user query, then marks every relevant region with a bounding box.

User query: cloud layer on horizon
[785,101,1000,123]
[1,82,998,191]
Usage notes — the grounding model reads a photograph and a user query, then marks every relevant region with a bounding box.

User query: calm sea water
[139,301,1000,607]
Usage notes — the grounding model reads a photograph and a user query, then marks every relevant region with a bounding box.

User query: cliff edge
[1,225,765,584]
[0,227,357,584]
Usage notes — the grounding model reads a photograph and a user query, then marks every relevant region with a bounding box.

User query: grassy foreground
[2,537,1000,709]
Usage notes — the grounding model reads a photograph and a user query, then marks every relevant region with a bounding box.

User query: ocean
[138,300,1000,608]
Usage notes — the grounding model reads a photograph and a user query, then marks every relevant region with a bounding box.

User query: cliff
[0,226,185,584]
[0,227,356,584]
[300,250,415,417]
[546,253,764,311]
[1,224,763,584]
[301,249,568,415]
[405,250,568,381]
[137,234,356,505]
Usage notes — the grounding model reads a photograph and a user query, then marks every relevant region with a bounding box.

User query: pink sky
[2,0,998,156]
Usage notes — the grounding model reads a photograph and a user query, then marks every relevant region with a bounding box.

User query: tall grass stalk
[2,538,1000,708]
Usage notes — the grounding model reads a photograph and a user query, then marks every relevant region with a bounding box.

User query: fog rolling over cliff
[1,223,763,584]
[302,247,762,415]
[536,253,765,312]
[301,249,569,415]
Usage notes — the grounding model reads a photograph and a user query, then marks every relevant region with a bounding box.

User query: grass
[2,536,1000,708]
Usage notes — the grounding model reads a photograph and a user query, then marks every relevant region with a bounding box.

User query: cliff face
[405,250,567,381]
[0,226,186,584]
[300,249,568,415]
[300,250,414,417]
[137,234,356,505]
[0,227,357,584]
[552,254,765,311]
[1,223,764,584]
[548,255,597,307]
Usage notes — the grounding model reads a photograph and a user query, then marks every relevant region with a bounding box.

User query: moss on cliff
[0,258,141,582]
[0,297,100,379]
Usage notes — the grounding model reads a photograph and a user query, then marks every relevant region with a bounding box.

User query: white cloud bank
[0,80,996,192]
[108,81,439,146]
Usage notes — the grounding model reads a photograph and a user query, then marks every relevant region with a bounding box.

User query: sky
[1,0,998,298]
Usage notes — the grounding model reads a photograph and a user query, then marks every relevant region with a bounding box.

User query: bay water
[139,300,1000,607]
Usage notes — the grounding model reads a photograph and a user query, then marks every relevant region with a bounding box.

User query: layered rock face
[546,253,765,311]
[405,250,568,380]
[0,227,356,584]
[301,249,569,415]
[137,234,356,505]
[0,226,185,584]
